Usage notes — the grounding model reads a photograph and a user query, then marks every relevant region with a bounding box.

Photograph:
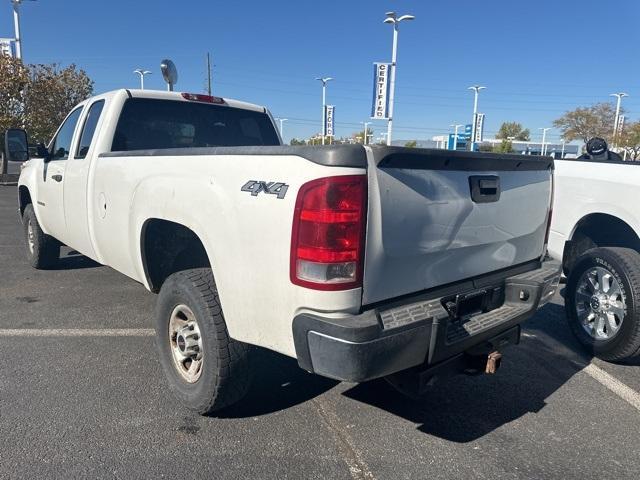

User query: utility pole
[468,85,486,152]
[206,52,212,95]
[610,92,628,147]
[539,127,551,156]
[450,124,463,150]
[315,77,333,145]
[383,11,415,146]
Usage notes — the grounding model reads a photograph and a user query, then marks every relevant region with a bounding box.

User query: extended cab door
[62,99,106,260]
[37,107,83,242]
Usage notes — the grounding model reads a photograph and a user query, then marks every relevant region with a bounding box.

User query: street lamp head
[315,77,333,86]
[383,17,395,24]
[610,92,628,98]
[385,11,396,18]
[468,85,486,92]
[397,15,415,22]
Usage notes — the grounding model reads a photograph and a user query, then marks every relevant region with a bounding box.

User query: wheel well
[563,213,640,273]
[18,186,31,216]
[141,219,210,293]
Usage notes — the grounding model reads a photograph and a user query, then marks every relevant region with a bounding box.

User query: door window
[75,100,105,159]
[50,107,83,161]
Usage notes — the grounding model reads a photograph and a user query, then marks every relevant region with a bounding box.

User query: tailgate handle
[469,175,500,203]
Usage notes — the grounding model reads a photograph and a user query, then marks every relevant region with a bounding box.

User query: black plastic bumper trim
[293,259,561,382]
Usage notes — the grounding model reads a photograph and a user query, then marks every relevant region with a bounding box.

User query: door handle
[52,174,63,182]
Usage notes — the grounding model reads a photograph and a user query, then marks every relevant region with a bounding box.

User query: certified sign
[371,63,391,119]
[325,105,335,136]
[473,113,485,143]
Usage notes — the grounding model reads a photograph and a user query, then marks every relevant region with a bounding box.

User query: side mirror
[4,128,30,162]
[36,143,52,162]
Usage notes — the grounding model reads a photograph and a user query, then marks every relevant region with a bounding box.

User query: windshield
[111,98,280,151]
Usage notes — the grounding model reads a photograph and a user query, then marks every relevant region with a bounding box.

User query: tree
[493,139,513,153]
[352,127,374,144]
[496,122,530,141]
[0,55,29,133]
[618,122,640,160]
[553,103,618,143]
[404,140,417,148]
[0,56,93,145]
[290,138,306,146]
[24,63,93,144]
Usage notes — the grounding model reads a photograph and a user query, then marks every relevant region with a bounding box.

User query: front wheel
[565,247,640,361]
[22,204,59,269]
[155,268,251,414]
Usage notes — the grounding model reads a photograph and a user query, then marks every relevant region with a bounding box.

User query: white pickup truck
[549,140,640,361]
[12,89,560,414]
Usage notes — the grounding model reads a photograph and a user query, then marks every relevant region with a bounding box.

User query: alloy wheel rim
[168,304,204,383]
[575,266,626,340]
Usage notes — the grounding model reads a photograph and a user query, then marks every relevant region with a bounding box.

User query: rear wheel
[22,204,59,269]
[155,268,251,414]
[565,247,640,361]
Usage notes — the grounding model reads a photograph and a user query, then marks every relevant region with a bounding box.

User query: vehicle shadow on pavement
[341,303,593,443]
[48,249,102,270]
[217,348,339,418]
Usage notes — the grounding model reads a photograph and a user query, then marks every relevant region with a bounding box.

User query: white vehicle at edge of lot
[11,88,560,414]
[549,155,640,361]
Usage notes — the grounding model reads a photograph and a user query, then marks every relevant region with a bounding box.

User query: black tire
[155,268,251,414]
[565,247,640,361]
[22,204,59,269]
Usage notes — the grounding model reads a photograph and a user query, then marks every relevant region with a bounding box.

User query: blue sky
[1,0,638,144]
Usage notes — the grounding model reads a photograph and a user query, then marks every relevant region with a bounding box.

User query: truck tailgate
[362,147,553,305]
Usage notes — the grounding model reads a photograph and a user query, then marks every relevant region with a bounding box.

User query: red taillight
[181,93,226,104]
[290,175,367,290]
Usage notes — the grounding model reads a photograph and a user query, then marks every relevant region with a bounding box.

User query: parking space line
[583,363,640,412]
[0,328,155,336]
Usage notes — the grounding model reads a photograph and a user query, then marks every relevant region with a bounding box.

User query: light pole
[11,0,33,60]
[361,121,371,145]
[316,77,333,145]
[539,128,551,155]
[450,124,463,150]
[468,85,486,152]
[610,92,628,146]
[275,118,288,139]
[561,139,566,158]
[383,11,415,146]
[133,69,152,90]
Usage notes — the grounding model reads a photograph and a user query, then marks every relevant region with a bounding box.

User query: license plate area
[442,285,505,320]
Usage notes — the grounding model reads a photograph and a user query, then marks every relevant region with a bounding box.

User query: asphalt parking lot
[1,186,639,480]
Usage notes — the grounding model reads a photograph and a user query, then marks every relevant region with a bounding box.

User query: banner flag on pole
[371,63,391,119]
[617,114,625,134]
[473,113,485,143]
[325,105,335,137]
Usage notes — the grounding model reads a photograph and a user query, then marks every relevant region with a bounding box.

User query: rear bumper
[293,259,561,382]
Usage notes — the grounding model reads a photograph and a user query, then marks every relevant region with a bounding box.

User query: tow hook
[485,351,502,374]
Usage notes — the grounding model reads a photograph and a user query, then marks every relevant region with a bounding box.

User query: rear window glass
[111,98,279,151]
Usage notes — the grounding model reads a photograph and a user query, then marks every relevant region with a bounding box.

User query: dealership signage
[371,62,391,119]
[617,114,625,134]
[473,113,485,143]
[325,105,335,136]
[0,38,13,57]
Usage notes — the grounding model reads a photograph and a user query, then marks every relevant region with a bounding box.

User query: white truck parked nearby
[549,138,640,361]
[11,89,560,414]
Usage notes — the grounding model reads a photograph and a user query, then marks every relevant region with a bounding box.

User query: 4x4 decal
[241,180,289,199]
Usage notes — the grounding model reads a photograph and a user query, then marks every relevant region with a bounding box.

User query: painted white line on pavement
[583,363,640,412]
[0,328,155,337]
